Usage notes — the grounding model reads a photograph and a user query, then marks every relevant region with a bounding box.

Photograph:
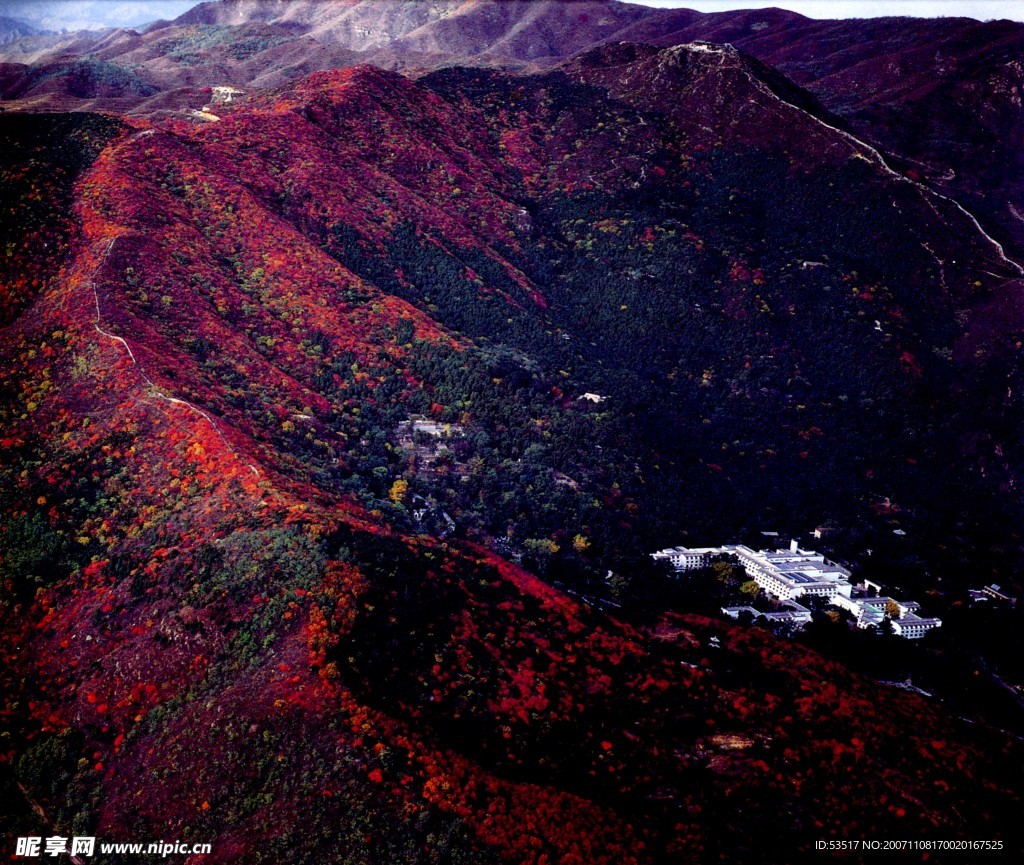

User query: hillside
[616,9,1024,270]
[3,39,1024,862]
[172,0,651,58]
[2,0,1022,266]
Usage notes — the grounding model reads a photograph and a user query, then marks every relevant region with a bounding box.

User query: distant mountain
[0,15,49,45]
[0,57,159,102]
[0,25,112,64]
[171,0,652,59]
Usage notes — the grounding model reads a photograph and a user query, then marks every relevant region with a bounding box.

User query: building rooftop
[655,539,939,639]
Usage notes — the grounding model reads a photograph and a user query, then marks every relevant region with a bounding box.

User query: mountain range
[3,0,1022,263]
[2,2,1024,863]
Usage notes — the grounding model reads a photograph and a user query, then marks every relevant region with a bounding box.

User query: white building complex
[828,595,942,637]
[652,539,941,639]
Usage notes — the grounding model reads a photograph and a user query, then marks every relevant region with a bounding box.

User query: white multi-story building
[831,593,887,627]
[650,546,720,571]
[891,613,943,638]
[651,539,941,638]
[728,540,853,602]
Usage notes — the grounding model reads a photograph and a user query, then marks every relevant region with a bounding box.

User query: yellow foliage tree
[389,479,409,503]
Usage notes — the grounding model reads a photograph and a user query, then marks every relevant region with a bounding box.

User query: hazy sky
[3,0,1022,32]
[2,1,199,30]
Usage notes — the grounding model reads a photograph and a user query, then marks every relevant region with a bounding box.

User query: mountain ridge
[2,1,1021,260]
